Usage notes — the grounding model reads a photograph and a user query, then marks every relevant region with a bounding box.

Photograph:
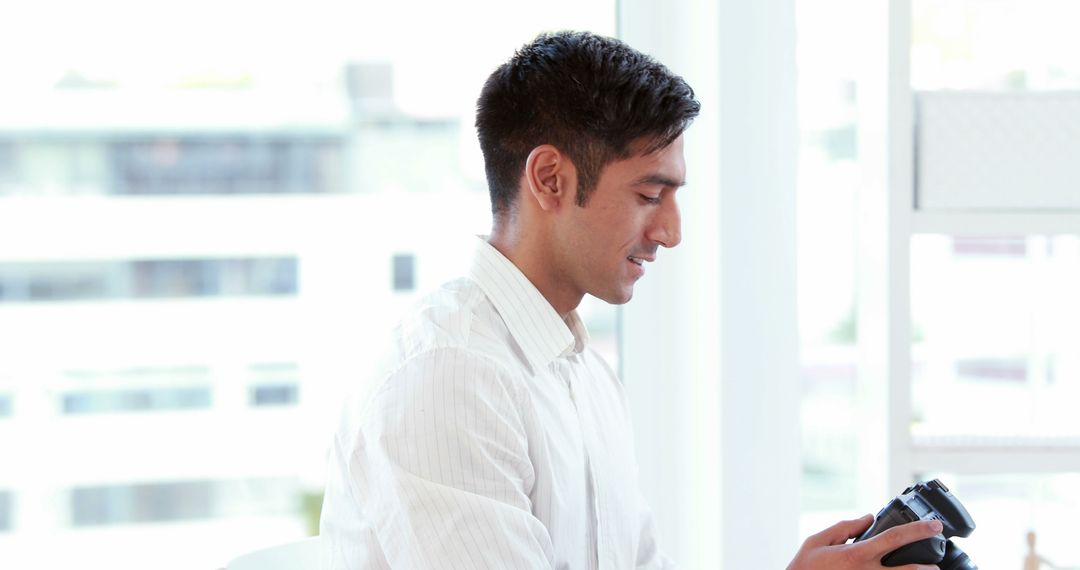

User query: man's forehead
[623,135,686,184]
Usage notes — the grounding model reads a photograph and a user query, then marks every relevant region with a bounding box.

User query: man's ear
[523,144,575,211]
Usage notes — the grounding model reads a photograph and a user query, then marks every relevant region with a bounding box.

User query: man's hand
[787,514,944,570]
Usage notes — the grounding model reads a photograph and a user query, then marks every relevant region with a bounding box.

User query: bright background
[0,0,1077,568]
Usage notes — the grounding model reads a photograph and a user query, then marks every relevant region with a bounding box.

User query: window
[70,479,297,526]
[250,384,298,406]
[249,363,299,407]
[799,0,1080,541]
[391,253,416,292]
[59,366,213,415]
[0,257,298,302]
[916,473,1080,567]
[0,141,15,187]
[110,137,345,195]
[0,140,109,196]
[131,260,212,298]
[0,2,616,568]
[911,235,1080,439]
[72,481,214,526]
[62,386,212,415]
[0,136,348,197]
[0,490,11,531]
[851,0,1080,559]
[0,394,11,418]
[5,262,117,302]
[132,258,298,297]
[912,0,1080,92]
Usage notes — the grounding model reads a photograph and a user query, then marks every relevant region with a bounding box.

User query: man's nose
[647,197,681,248]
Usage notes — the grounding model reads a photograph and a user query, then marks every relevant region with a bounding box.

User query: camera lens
[940,540,978,570]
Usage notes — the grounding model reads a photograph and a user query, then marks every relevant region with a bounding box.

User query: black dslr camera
[854,479,977,569]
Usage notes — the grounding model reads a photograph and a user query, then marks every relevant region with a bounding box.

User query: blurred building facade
[0,65,493,568]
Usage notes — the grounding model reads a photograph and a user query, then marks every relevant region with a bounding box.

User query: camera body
[854,479,977,570]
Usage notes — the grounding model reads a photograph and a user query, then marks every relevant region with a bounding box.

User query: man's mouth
[627,255,653,266]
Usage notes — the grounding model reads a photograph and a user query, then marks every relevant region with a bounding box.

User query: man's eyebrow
[631,174,686,188]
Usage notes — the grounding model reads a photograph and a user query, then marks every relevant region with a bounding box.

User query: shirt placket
[563,361,605,569]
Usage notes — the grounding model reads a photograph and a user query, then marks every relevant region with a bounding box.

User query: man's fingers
[865,520,943,557]
[805,514,874,547]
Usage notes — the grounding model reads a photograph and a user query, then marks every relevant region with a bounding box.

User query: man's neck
[487,231,582,318]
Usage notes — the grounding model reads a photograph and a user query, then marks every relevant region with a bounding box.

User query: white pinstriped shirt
[320,237,674,569]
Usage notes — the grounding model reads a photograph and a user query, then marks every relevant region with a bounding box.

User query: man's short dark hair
[475,31,700,216]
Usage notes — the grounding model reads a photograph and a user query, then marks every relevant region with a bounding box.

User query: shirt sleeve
[339,347,555,569]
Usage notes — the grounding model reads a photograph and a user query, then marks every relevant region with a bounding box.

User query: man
[321,31,943,569]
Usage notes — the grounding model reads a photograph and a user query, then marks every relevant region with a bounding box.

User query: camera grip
[881,534,947,566]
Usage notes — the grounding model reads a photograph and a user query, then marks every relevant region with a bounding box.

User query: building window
[392,253,416,292]
[0,141,15,188]
[130,260,211,297]
[0,257,298,303]
[5,262,117,302]
[0,394,11,418]
[62,386,211,415]
[250,384,299,406]
[952,237,1028,257]
[70,479,296,526]
[71,481,215,526]
[132,258,298,297]
[0,490,11,532]
[248,362,299,407]
[110,137,344,195]
[955,358,1028,383]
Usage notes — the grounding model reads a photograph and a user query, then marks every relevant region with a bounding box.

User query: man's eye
[640,194,661,205]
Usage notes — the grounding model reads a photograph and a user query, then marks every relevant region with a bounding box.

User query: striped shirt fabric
[320,237,674,569]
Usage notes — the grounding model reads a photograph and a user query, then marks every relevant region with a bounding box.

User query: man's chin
[594,289,634,306]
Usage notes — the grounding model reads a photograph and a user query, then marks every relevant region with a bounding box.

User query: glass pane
[0,491,11,532]
[917,472,1080,568]
[70,479,296,526]
[0,258,298,302]
[911,235,1080,438]
[0,2,617,569]
[913,0,1080,91]
[62,386,212,414]
[250,385,299,407]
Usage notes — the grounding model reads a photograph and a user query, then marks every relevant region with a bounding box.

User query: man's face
[553,135,685,305]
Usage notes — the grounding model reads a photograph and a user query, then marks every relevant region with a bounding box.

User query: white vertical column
[712,0,802,567]
[619,0,722,566]
[619,0,801,567]
[854,0,914,507]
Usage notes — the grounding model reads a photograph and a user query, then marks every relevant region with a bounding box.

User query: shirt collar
[466,237,588,371]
